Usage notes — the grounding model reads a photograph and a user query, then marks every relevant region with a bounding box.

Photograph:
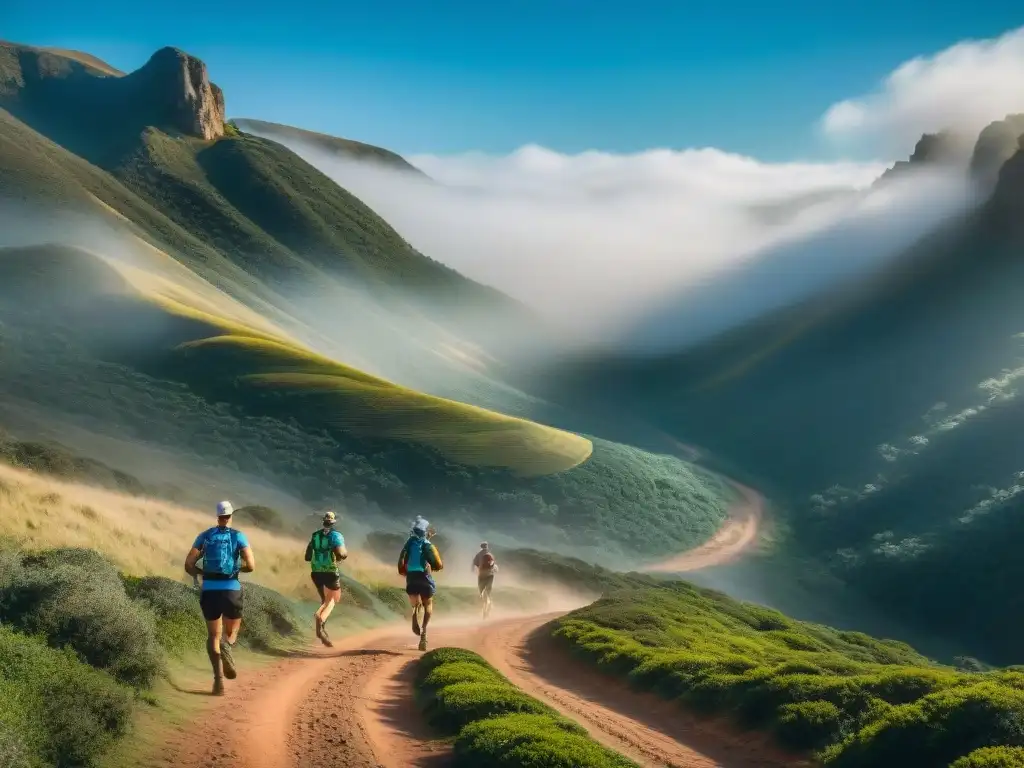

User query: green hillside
[555,583,1024,767]
[0,41,732,556]
[537,122,1024,660]
[232,117,423,174]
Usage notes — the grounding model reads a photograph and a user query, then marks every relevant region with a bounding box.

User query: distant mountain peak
[0,41,226,142]
[875,130,968,186]
[125,46,226,140]
[969,114,1024,189]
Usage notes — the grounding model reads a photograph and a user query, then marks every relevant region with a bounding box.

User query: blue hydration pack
[199,527,242,580]
[404,537,431,573]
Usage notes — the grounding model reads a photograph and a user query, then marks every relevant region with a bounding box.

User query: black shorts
[199,589,244,621]
[478,574,494,593]
[405,572,436,599]
[311,571,342,597]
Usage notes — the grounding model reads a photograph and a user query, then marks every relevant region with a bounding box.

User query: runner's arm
[184,546,203,576]
[304,539,313,562]
[331,530,348,561]
[397,543,409,575]
[427,543,444,572]
[239,546,255,573]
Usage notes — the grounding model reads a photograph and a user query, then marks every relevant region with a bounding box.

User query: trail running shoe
[412,610,421,637]
[318,621,333,648]
[220,641,237,680]
[213,677,225,696]
[418,633,428,652]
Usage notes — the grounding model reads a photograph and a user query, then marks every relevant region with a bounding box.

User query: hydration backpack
[482,552,495,570]
[199,527,241,580]
[309,530,337,573]
[405,537,431,573]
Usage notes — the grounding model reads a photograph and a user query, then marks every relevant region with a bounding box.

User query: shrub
[237,582,303,650]
[416,648,636,768]
[0,547,163,687]
[454,713,636,768]
[776,700,844,749]
[952,747,1024,767]
[0,625,134,767]
[554,583,1024,767]
[122,575,207,655]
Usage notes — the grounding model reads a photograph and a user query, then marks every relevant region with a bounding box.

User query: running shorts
[405,572,436,599]
[199,589,244,621]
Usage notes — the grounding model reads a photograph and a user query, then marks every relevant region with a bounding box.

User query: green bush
[122,575,207,655]
[427,682,554,732]
[237,582,303,650]
[454,713,636,768]
[0,547,164,687]
[776,700,843,749]
[554,582,1024,767]
[952,747,1024,767]
[0,625,134,767]
[415,648,636,767]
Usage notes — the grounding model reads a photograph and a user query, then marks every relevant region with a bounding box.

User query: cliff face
[874,130,965,185]
[122,47,225,140]
[0,42,226,142]
[969,115,1024,188]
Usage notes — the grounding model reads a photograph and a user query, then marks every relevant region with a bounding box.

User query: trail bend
[160,479,780,767]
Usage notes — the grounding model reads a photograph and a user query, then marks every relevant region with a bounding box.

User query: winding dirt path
[160,612,801,768]
[641,481,765,573]
[159,482,776,768]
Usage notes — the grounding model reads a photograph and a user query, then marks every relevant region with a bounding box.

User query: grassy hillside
[415,647,637,768]
[554,583,1024,767]
[0,242,590,476]
[538,125,1024,659]
[0,40,732,556]
[233,117,423,174]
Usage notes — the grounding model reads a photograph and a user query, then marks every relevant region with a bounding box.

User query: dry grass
[0,463,393,598]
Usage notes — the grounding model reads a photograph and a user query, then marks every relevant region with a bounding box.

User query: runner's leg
[319,586,341,624]
[421,595,434,634]
[219,590,243,680]
[205,618,224,691]
[408,593,422,636]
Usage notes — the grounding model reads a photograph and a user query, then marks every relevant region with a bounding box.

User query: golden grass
[0,463,393,599]
[1,240,593,475]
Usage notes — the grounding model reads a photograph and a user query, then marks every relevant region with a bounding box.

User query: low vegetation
[415,647,637,768]
[0,240,728,558]
[555,583,1024,767]
[0,541,303,768]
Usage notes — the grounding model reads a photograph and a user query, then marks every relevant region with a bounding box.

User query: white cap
[216,500,234,517]
[412,516,429,533]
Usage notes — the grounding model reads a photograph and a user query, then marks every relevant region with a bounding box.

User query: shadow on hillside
[370,658,454,767]
[521,627,810,768]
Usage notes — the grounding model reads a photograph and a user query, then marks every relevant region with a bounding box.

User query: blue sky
[4,0,1022,159]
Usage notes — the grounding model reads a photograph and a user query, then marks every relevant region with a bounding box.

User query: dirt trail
[162,611,800,768]
[161,480,774,767]
[641,480,764,573]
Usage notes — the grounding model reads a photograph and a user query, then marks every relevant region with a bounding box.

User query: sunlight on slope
[1,240,593,476]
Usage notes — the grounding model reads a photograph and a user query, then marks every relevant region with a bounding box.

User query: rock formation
[121,47,226,140]
[969,114,1024,188]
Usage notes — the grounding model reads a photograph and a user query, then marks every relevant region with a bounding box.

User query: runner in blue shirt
[184,501,255,695]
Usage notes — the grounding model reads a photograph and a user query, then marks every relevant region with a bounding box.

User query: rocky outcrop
[0,42,226,142]
[875,130,965,185]
[969,115,1024,188]
[121,47,225,140]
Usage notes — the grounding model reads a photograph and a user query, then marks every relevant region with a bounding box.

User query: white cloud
[260,136,888,345]
[242,27,1023,354]
[822,26,1024,148]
